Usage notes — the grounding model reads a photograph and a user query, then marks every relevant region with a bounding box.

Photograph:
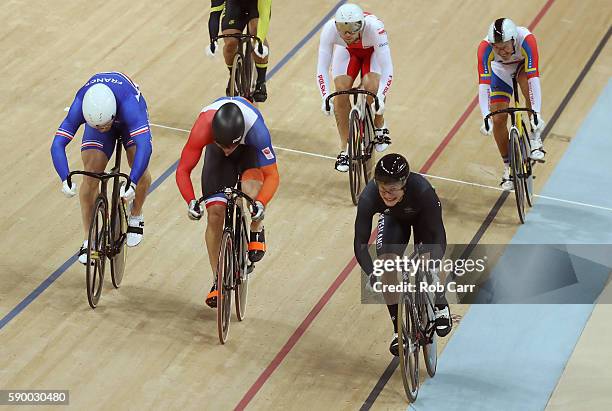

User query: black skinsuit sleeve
[208,0,225,45]
[416,188,447,260]
[354,196,376,276]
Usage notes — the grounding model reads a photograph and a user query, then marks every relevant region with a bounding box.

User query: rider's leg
[125,146,151,217]
[78,125,113,263]
[375,213,411,356]
[238,145,266,263]
[200,144,241,307]
[362,71,390,151]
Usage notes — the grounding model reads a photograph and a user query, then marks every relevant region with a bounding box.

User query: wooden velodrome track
[1,0,611,409]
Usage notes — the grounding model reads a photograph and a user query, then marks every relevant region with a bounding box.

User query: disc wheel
[421,301,438,378]
[348,110,364,206]
[235,216,249,321]
[398,294,420,402]
[520,122,534,207]
[510,129,526,224]
[110,199,128,288]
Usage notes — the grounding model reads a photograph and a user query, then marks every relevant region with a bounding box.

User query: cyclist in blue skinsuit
[51,71,153,264]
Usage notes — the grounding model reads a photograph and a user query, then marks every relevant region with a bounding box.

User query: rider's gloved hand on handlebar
[188,199,202,220]
[120,182,136,202]
[62,179,77,198]
[373,94,385,115]
[206,41,218,58]
[321,99,334,116]
[254,43,268,59]
[480,117,492,136]
[251,200,265,221]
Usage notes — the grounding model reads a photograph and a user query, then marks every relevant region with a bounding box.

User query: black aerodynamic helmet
[374,153,410,185]
[212,102,245,147]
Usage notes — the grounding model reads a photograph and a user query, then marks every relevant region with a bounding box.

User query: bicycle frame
[67,144,131,260]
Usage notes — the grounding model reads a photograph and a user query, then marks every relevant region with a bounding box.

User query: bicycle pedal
[247,262,255,274]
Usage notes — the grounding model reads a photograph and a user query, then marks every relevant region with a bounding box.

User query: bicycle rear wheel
[235,211,249,321]
[420,299,438,378]
[348,110,364,206]
[217,231,234,344]
[520,122,534,207]
[86,196,107,309]
[229,52,243,98]
[398,293,420,402]
[509,129,526,224]
[363,105,376,183]
[110,198,128,288]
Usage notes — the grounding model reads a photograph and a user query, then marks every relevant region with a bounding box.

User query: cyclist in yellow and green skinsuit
[207,0,272,102]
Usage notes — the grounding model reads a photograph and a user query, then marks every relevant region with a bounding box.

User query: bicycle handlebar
[484,107,538,132]
[213,33,264,55]
[325,89,380,113]
[197,187,258,213]
[67,170,131,189]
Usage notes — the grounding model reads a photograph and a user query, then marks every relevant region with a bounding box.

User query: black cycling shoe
[253,82,267,102]
[434,303,452,337]
[389,333,399,356]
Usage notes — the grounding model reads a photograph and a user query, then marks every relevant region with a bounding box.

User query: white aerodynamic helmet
[82,83,116,128]
[334,3,364,33]
[487,18,518,44]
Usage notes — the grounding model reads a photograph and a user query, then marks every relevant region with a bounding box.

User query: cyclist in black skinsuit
[354,153,452,356]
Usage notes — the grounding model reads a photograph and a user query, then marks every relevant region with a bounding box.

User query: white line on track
[150,122,612,213]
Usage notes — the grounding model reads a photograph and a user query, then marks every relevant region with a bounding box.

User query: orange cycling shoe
[205,283,218,308]
[248,229,266,263]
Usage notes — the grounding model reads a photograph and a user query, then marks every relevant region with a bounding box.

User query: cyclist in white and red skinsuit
[316,3,393,172]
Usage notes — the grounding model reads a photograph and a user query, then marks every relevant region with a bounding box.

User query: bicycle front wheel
[229,52,243,98]
[242,42,256,99]
[510,129,526,224]
[348,110,364,206]
[86,196,107,309]
[398,293,420,402]
[110,199,128,288]
[217,231,234,344]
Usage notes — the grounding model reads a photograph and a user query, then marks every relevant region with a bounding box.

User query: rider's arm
[354,194,377,276]
[256,0,272,42]
[176,111,214,203]
[246,117,279,205]
[369,20,393,98]
[521,33,542,114]
[477,40,494,117]
[316,21,336,100]
[208,0,225,44]
[256,163,279,205]
[50,92,85,182]
[417,188,447,260]
[120,95,153,185]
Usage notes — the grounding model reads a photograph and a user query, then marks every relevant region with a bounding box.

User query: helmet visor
[335,21,362,34]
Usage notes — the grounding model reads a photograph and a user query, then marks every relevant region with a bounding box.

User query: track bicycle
[67,143,130,309]
[196,183,256,344]
[325,89,380,205]
[397,249,439,403]
[214,33,263,101]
